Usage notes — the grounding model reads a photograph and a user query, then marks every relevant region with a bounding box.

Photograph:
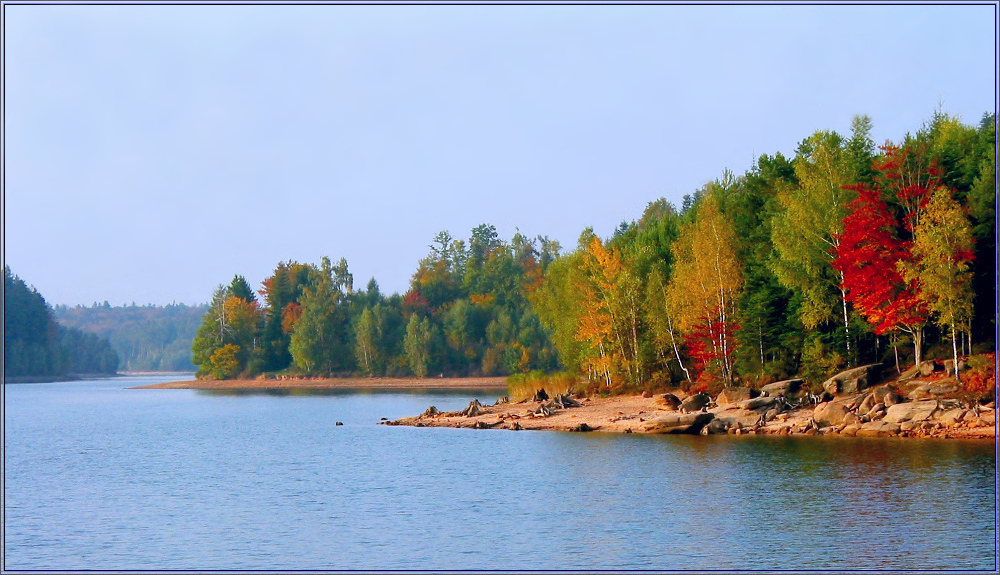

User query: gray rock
[859,393,877,414]
[716,387,754,407]
[680,392,711,413]
[883,400,940,424]
[928,383,959,396]
[919,360,939,377]
[822,364,882,396]
[840,423,861,437]
[642,412,715,434]
[655,393,683,411]
[736,396,777,411]
[866,402,886,420]
[813,401,852,428]
[884,391,902,406]
[705,419,729,434]
[857,421,892,437]
[938,408,967,425]
[761,379,804,398]
[713,408,763,429]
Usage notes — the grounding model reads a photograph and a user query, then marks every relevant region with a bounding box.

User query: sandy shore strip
[131,376,510,390]
[384,392,997,440]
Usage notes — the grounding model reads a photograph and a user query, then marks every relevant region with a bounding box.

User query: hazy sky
[3,3,996,307]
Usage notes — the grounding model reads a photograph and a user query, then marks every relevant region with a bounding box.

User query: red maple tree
[832,144,939,367]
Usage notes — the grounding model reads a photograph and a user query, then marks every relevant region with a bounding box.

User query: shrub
[961,353,996,400]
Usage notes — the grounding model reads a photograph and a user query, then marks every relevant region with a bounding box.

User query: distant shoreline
[3,373,121,384]
[131,376,510,391]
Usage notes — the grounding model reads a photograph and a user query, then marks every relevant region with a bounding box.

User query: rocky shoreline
[383,365,996,440]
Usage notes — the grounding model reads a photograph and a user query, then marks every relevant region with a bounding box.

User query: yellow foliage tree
[666,193,742,384]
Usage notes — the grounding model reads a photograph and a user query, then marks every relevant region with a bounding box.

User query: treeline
[4,266,119,378]
[191,226,560,379]
[54,302,208,372]
[192,111,995,393]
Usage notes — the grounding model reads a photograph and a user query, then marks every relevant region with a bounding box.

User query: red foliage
[962,353,996,398]
[681,308,739,383]
[872,143,939,233]
[833,184,927,335]
[402,289,431,316]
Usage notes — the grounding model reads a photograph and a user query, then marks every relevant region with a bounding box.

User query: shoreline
[383,388,997,440]
[131,376,510,391]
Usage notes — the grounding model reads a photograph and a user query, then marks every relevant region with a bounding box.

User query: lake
[3,374,997,571]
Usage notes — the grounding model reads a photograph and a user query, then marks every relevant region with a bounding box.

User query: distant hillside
[54,302,208,372]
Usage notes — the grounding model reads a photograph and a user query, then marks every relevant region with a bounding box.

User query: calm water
[3,375,997,571]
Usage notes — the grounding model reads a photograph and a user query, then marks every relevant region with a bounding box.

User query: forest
[190,111,996,395]
[4,266,119,378]
[54,302,208,372]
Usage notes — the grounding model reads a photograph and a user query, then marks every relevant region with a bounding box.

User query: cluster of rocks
[391,392,588,431]
[642,364,996,438]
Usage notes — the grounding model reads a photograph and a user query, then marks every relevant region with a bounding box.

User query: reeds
[506,371,581,401]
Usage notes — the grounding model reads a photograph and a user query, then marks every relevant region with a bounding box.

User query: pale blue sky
[3,3,996,306]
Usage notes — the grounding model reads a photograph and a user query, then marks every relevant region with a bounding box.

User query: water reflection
[4,376,995,571]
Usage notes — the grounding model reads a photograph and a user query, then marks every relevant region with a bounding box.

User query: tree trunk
[951,325,960,383]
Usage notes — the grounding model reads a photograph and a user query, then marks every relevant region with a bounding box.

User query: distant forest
[54,302,207,372]
[190,111,995,394]
[4,266,119,378]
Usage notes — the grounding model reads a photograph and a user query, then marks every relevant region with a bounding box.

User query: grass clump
[507,371,581,401]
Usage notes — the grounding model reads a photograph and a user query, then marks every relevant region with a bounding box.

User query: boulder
[865,402,886,420]
[713,408,762,429]
[680,392,711,413]
[884,391,902,406]
[705,419,730,434]
[735,396,777,411]
[813,401,852,428]
[842,411,860,426]
[857,421,893,437]
[422,405,441,417]
[858,393,877,414]
[938,408,967,425]
[716,387,754,407]
[655,393,683,411]
[822,364,882,396]
[883,400,940,424]
[928,382,960,396]
[906,384,933,400]
[840,423,861,437]
[641,412,715,434]
[919,360,940,377]
[761,379,804,398]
